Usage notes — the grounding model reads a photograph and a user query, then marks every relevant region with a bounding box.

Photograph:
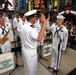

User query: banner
[0,53,14,74]
[41,44,52,57]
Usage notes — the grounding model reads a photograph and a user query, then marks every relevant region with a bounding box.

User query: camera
[37,10,50,19]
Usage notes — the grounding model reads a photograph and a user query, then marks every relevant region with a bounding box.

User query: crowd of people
[0,9,76,75]
[59,10,76,49]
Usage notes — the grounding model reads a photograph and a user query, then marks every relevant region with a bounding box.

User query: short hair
[19,13,24,18]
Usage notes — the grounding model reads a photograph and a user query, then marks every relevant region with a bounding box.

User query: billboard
[0,0,14,11]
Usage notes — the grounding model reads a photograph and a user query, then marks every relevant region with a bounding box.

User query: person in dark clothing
[64,2,72,11]
[0,1,4,6]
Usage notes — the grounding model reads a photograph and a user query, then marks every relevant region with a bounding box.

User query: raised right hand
[39,13,46,26]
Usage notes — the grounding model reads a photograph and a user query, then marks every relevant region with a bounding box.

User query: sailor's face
[16,14,19,18]
[56,19,64,26]
[32,17,37,24]
[22,16,26,22]
[0,19,5,26]
[3,13,6,17]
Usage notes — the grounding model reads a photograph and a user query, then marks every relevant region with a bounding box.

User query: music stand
[9,41,24,75]
[38,42,48,61]
[9,25,23,75]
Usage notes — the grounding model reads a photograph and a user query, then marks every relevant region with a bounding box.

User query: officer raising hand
[20,10,46,75]
[39,12,46,25]
[37,12,46,42]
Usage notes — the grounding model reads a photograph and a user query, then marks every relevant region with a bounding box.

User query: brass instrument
[0,28,10,44]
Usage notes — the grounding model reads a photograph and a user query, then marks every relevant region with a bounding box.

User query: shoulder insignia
[30,25,35,28]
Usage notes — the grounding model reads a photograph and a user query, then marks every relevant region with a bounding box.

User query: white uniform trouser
[14,30,19,41]
[50,47,61,70]
[22,48,37,75]
[0,40,11,53]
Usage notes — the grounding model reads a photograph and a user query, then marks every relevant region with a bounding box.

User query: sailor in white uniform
[2,13,14,44]
[20,10,46,75]
[17,13,27,36]
[16,13,27,47]
[34,19,46,45]
[34,19,41,32]
[47,15,68,73]
[0,18,11,53]
[2,12,10,23]
[13,13,21,40]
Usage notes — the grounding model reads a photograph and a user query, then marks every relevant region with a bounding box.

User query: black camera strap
[0,26,7,34]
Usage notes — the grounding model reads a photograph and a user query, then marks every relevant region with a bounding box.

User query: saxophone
[0,28,10,44]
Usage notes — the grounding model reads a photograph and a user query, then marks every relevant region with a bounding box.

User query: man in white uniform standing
[20,10,46,75]
[0,18,11,53]
[17,13,27,35]
[13,13,21,41]
[17,13,27,48]
[34,19,46,45]
[47,15,68,73]
[2,12,10,23]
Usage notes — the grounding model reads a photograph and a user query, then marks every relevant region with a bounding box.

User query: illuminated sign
[19,0,24,8]
[34,0,40,8]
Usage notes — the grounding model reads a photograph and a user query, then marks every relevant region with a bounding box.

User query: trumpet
[0,28,10,44]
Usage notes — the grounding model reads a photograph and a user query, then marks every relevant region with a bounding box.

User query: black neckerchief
[0,25,7,35]
[54,27,63,37]
[17,18,19,23]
